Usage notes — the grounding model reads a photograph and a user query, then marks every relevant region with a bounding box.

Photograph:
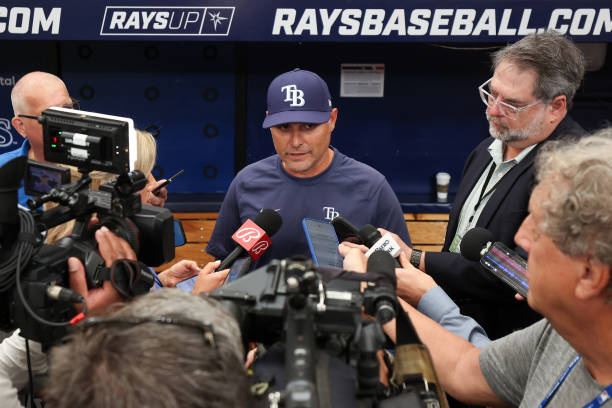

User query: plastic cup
[435,172,451,202]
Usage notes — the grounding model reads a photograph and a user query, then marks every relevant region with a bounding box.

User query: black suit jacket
[426,116,585,339]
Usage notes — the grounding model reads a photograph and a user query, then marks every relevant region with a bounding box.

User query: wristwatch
[410,249,423,269]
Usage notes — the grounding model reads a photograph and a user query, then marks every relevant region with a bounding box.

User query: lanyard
[468,162,498,224]
[539,354,612,408]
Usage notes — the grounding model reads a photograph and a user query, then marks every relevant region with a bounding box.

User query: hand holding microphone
[359,225,403,267]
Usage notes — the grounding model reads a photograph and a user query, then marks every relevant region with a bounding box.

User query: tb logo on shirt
[323,206,339,221]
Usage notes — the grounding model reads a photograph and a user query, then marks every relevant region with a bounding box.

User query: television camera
[0,107,174,347]
[211,251,449,408]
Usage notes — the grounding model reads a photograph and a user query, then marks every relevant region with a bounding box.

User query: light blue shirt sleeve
[417,286,491,347]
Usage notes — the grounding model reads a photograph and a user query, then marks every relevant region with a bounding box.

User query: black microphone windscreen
[358,224,382,248]
[330,216,360,241]
[460,227,495,261]
[253,208,283,236]
[366,250,397,287]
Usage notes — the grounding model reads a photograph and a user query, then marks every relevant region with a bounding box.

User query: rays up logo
[100,6,235,36]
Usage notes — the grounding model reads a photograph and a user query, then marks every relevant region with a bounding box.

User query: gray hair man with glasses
[387,31,587,340]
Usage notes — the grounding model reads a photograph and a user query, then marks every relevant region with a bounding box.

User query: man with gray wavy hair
[44,289,249,408]
[399,31,587,339]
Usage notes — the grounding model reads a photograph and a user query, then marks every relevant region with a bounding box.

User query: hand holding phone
[152,169,184,194]
[302,218,343,268]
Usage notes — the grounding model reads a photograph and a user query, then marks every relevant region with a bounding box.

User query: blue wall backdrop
[0,40,610,200]
[59,42,237,193]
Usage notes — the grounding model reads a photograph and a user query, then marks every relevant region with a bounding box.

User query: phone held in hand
[152,169,184,194]
[302,218,343,268]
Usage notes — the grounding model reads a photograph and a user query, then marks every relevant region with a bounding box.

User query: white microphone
[365,233,401,259]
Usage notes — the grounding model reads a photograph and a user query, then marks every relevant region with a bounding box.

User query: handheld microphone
[359,224,402,266]
[330,216,360,242]
[460,227,529,297]
[217,209,282,271]
[366,250,397,324]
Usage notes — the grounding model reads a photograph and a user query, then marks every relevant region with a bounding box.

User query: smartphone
[481,242,529,298]
[152,169,184,194]
[24,159,71,196]
[302,218,343,268]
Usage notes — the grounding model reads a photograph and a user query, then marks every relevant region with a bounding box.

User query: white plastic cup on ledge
[435,172,451,202]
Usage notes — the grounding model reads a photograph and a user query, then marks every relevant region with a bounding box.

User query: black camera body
[0,108,174,347]
[211,257,446,408]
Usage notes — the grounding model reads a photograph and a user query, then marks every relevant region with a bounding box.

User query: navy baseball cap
[262,68,333,129]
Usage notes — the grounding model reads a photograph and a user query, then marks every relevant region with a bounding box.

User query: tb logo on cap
[281,84,305,107]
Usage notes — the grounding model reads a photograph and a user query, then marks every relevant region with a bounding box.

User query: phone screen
[481,242,529,297]
[302,218,343,268]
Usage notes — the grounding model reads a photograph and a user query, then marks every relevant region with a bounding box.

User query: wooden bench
[156,212,449,270]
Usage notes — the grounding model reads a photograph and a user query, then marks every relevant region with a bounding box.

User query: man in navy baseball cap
[261,68,337,178]
[207,68,411,275]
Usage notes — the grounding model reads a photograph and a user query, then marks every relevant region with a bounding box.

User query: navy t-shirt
[207,147,411,267]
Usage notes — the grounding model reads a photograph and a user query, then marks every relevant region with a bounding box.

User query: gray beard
[487,109,545,144]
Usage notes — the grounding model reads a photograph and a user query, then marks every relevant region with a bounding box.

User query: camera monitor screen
[42,107,136,174]
[24,159,71,196]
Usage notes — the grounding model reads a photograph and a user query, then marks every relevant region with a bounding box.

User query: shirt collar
[488,139,538,166]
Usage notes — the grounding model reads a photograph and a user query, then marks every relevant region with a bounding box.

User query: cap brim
[262,110,331,129]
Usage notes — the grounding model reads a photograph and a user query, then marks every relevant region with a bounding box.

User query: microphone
[366,250,397,324]
[330,216,360,242]
[359,224,402,266]
[217,209,282,271]
[460,227,529,297]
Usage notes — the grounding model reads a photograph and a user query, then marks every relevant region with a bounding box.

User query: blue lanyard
[539,354,612,408]
[584,385,612,408]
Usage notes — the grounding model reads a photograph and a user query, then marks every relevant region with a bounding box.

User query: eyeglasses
[478,78,541,120]
[67,97,81,110]
[77,315,217,348]
[18,97,81,121]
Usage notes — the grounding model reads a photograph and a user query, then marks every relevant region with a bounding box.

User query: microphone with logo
[359,224,402,267]
[460,227,529,297]
[217,209,283,272]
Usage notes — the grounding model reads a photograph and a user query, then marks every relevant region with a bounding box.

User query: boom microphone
[460,227,529,297]
[217,209,282,271]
